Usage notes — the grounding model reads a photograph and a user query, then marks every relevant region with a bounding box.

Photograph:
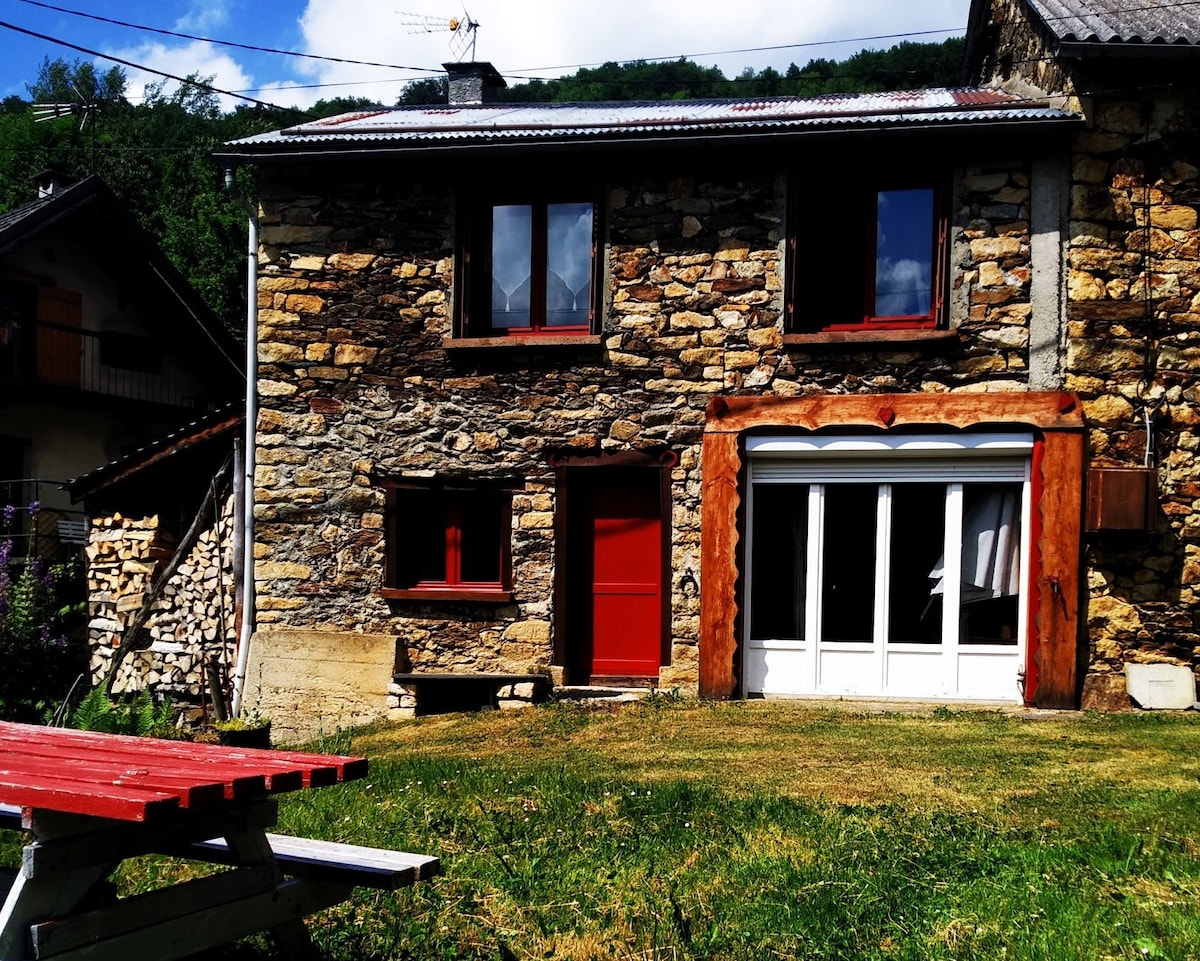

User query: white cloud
[288,0,970,106]
[175,0,232,33]
[107,40,254,112]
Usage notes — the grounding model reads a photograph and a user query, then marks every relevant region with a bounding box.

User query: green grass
[7,702,1200,959]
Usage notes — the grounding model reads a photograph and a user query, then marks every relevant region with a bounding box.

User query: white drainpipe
[225,167,258,718]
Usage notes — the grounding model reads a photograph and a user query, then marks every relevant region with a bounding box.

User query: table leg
[0,861,108,961]
[222,829,320,961]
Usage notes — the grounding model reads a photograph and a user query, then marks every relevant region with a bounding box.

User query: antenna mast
[33,92,102,174]
[397,8,481,61]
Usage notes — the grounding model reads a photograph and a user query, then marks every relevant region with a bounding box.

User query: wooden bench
[190,835,439,891]
[5,800,436,895]
[393,672,550,715]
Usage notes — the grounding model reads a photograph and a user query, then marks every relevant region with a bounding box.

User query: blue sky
[0,0,971,111]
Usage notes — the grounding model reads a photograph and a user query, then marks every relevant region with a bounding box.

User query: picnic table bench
[0,721,438,961]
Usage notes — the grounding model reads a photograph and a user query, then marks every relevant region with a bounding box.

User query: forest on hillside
[0,38,964,335]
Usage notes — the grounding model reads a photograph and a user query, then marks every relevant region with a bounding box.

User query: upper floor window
[459,184,599,338]
[789,170,948,333]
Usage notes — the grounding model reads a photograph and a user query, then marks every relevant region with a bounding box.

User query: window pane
[545,203,593,327]
[396,491,447,586]
[749,484,807,641]
[458,493,503,585]
[888,484,945,644]
[875,188,933,318]
[959,484,1021,645]
[821,484,876,642]
[492,205,531,329]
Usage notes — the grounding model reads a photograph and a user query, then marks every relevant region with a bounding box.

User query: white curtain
[929,487,1020,600]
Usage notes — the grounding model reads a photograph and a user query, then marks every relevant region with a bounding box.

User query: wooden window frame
[458,185,603,339]
[787,170,949,334]
[382,482,514,602]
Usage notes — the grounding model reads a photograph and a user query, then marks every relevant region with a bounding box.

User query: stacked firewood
[86,496,237,700]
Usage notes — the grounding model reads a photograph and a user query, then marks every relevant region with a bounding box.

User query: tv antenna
[32,88,102,172]
[397,8,481,61]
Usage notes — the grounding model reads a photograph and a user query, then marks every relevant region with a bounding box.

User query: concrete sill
[443,335,603,350]
[784,329,960,348]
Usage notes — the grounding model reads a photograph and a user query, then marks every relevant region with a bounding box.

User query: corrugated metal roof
[1027,0,1200,45]
[223,88,1074,154]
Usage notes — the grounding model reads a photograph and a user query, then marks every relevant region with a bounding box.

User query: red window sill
[784,329,960,347]
[443,335,602,350]
[381,587,515,603]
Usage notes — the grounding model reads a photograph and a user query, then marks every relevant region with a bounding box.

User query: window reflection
[546,203,592,327]
[875,188,933,318]
[492,205,531,329]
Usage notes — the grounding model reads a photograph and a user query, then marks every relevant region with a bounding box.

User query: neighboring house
[0,173,243,559]
[67,404,244,708]
[216,0,1200,733]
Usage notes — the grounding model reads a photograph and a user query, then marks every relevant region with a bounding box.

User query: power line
[13,0,441,76]
[0,19,307,115]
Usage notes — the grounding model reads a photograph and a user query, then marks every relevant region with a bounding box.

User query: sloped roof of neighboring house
[1024,0,1200,46]
[67,401,243,503]
[218,88,1076,159]
[0,174,243,375]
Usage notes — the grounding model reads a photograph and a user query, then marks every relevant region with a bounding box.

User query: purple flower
[27,500,39,518]
[2,505,13,529]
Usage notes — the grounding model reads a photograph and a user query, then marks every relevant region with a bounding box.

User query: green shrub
[53,686,180,738]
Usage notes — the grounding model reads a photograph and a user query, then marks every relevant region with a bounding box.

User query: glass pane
[888,484,945,644]
[397,491,446,586]
[492,205,531,329]
[545,203,593,327]
[458,494,503,586]
[821,484,876,642]
[875,188,933,318]
[749,484,807,641]
[959,484,1021,645]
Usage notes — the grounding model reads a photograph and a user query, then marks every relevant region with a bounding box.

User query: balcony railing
[0,480,88,564]
[0,320,202,409]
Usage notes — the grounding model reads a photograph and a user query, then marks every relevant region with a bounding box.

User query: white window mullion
[875,484,892,693]
[805,484,823,686]
[942,483,964,696]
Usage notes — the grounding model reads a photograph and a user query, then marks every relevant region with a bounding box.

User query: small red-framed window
[787,170,948,333]
[383,484,513,602]
[460,188,600,338]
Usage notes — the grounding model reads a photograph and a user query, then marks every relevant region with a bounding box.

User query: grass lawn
[8,700,1200,959]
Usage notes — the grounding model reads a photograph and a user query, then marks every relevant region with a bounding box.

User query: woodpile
[87,495,237,702]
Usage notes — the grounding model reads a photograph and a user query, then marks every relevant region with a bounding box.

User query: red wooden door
[572,475,662,680]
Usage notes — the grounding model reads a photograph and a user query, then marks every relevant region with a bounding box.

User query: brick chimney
[444,61,506,105]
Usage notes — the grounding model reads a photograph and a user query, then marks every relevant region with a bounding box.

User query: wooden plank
[703,391,1085,435]
[0,775,178,823]
[0,737,268,803]
[0,725,325,793]
[28,877,350,961]
[29,865,279,958]
[23,801,278,877]
[699,430,742,698]
[0,754,225,809]
[1033,430,1085,708]
[190,834,440,890]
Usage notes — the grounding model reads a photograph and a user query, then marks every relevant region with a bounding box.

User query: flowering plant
[0,502,83,721]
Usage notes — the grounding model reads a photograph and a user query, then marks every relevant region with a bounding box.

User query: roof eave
[216,113,1082,164]
[1055,39,1200,60]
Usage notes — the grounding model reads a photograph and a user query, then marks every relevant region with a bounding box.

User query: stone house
[217,0,1200,734]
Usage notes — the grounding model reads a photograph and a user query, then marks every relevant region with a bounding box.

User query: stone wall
[250,148,1039,696]
[87,497,237,702]
[1063,86,1200,699]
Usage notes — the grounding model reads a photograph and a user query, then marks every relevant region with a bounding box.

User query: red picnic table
[0,721,438,961]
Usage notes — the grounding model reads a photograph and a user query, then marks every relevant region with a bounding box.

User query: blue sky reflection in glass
[874,188,933,318]
[546,203,592,326]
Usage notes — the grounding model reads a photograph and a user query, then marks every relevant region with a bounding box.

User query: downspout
[225,166,258,717]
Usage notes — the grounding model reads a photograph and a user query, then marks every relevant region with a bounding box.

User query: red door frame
[552,450,676,684]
